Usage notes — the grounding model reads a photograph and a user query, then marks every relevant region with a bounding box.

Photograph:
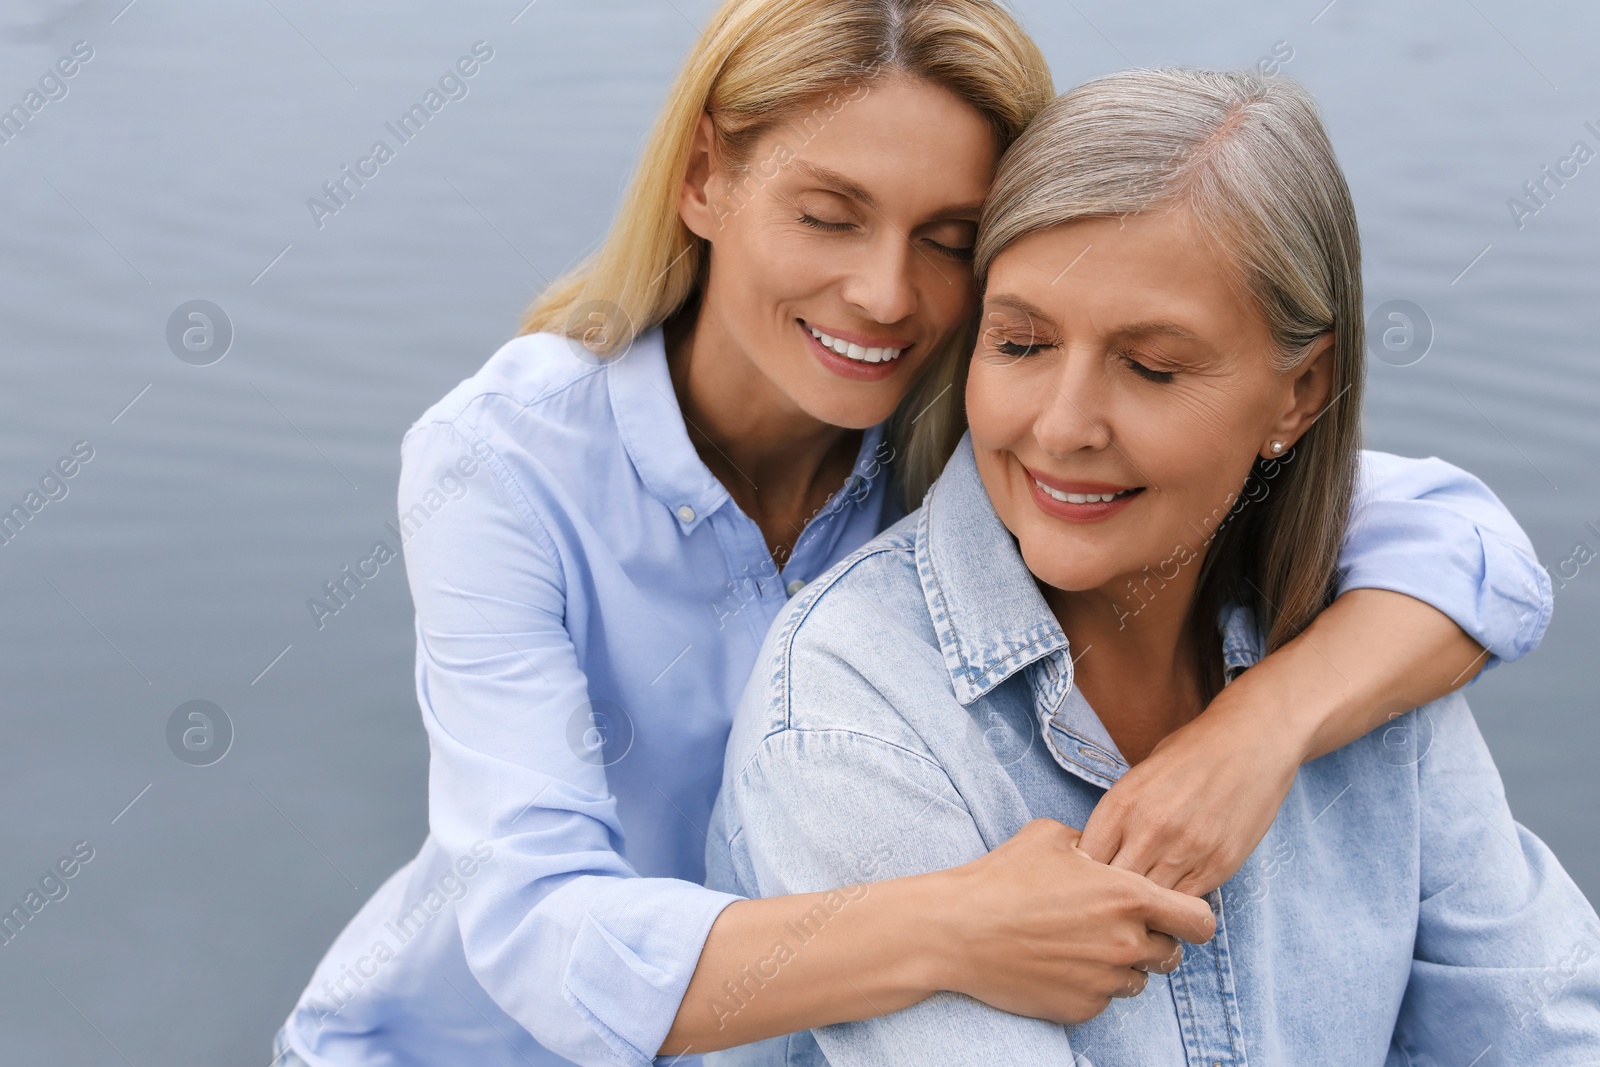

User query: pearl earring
[1269,441,1285,454]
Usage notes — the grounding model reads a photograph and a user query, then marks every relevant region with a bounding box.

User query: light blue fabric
[706,435,1598,1067]
[281,328,1555,1067]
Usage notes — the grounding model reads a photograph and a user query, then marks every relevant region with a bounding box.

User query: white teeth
[1034,480,1132,505]
[808,323,903,364]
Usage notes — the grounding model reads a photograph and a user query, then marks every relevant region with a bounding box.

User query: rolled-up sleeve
[401,418,740,1066]
[1338,450,1552,671]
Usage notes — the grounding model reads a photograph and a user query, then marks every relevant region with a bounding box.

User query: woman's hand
[934,818,1215,1025]
[1079,588,1489,897]
[1078,695,1303,896]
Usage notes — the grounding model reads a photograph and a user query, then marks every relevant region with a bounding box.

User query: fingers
[1117,850,1188,892]
[1137,932,1184,974]
[1135,880,1217,945]
[1105,843,1166,883]
[1076,805,1120,865]
[1109,967,1148,999]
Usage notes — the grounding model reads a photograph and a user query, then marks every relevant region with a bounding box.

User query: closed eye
[923,238,974,262]
[798,213,854,233]
[1122,355,1175,383]
[995,339,1049,358]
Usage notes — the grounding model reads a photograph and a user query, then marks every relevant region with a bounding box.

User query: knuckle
[1171,823,1212,858]
[1112,931,1146,966]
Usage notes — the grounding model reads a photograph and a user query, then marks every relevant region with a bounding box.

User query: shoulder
[408,332,613,450]
[1317,689,1488,802]
[393,333,631,572]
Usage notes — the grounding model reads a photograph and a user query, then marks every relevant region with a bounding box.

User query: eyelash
[798,212,853,233]
[1122,354,1175,384]
[990,340,1178,383]
[797,214,974,262]
[994,340,1048,358]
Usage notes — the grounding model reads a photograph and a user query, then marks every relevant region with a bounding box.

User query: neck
[1046,564,1208,765]
[665,305,861,559]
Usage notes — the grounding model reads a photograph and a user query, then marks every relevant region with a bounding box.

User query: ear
[678,112,725,242]
[1261,333,1336,459]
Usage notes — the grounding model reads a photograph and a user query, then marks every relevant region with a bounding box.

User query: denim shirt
[707,436,1600,1067]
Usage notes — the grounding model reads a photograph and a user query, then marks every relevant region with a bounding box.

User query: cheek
[1125,385,1255,478]
[1118,392,1266,540]
[916,260,976,332]
[965,359,1036,448]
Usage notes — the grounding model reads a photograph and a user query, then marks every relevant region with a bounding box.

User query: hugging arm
[718,725,1162,1066]
[1081,451,1553,895]
[399,421,745,1067]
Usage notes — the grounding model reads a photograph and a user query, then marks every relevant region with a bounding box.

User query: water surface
[0,0,1595,1061]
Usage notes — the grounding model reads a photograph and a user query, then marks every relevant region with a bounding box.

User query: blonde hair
[976,69,1365,667]
[520,0,1053,506]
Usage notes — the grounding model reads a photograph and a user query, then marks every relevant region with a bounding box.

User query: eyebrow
[984,294,1058,327]
[1114,320,1204,343]
[984,300,1210,348]
[786,159,986,220]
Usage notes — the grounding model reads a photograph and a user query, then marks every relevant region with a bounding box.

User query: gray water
[0,0,1595,1062]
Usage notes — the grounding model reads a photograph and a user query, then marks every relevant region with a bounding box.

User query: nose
[1034,345,1112,457]
[840,230,919,325]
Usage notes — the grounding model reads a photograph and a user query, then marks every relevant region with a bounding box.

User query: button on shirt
[285,329,1552,1067]
[706,437,1596,1067]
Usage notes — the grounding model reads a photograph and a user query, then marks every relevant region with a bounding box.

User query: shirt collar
[916,433,1269,705]
[916,434,1070,705]
[608,327,895,533]
[607,328,729,532]
[1219,600,1267,679]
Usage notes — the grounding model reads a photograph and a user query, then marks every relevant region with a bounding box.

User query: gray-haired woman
[707,68,1600,1065]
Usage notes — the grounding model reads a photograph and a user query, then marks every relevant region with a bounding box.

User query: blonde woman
[278,5,1553,1066]
[708,68,1598,1065]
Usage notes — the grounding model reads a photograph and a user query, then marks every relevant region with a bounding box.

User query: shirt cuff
[1338,504,1552,674]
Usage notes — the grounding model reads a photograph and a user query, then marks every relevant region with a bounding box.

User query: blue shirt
[706,436,1598,1067]
[284,329,1553,1067]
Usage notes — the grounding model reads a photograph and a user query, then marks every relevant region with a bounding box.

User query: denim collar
[916,434,1071,706]
[917,434,1270,782]
[608,327,889,533]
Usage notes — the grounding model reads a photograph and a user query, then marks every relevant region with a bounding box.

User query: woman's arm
[1080,451,1553,895]
[672,722,1210,1062]
[400,420,746,1067]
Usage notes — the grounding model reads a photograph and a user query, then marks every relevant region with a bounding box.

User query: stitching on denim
[753,534,919,764]
[916,499,1069,700]
[1210,892,1247,1066]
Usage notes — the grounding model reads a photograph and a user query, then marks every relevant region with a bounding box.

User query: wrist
[888,866,968,997]
[1214,652,1329,766]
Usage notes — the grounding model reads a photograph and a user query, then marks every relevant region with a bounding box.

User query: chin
[1016,543,1115,595]
[796,385,906,432]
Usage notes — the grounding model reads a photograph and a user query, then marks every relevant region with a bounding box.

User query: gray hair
[975,68,1365,678]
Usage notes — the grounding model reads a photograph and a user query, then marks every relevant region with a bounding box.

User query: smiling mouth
[801,320,908,365]
[1032,482,1143,505]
